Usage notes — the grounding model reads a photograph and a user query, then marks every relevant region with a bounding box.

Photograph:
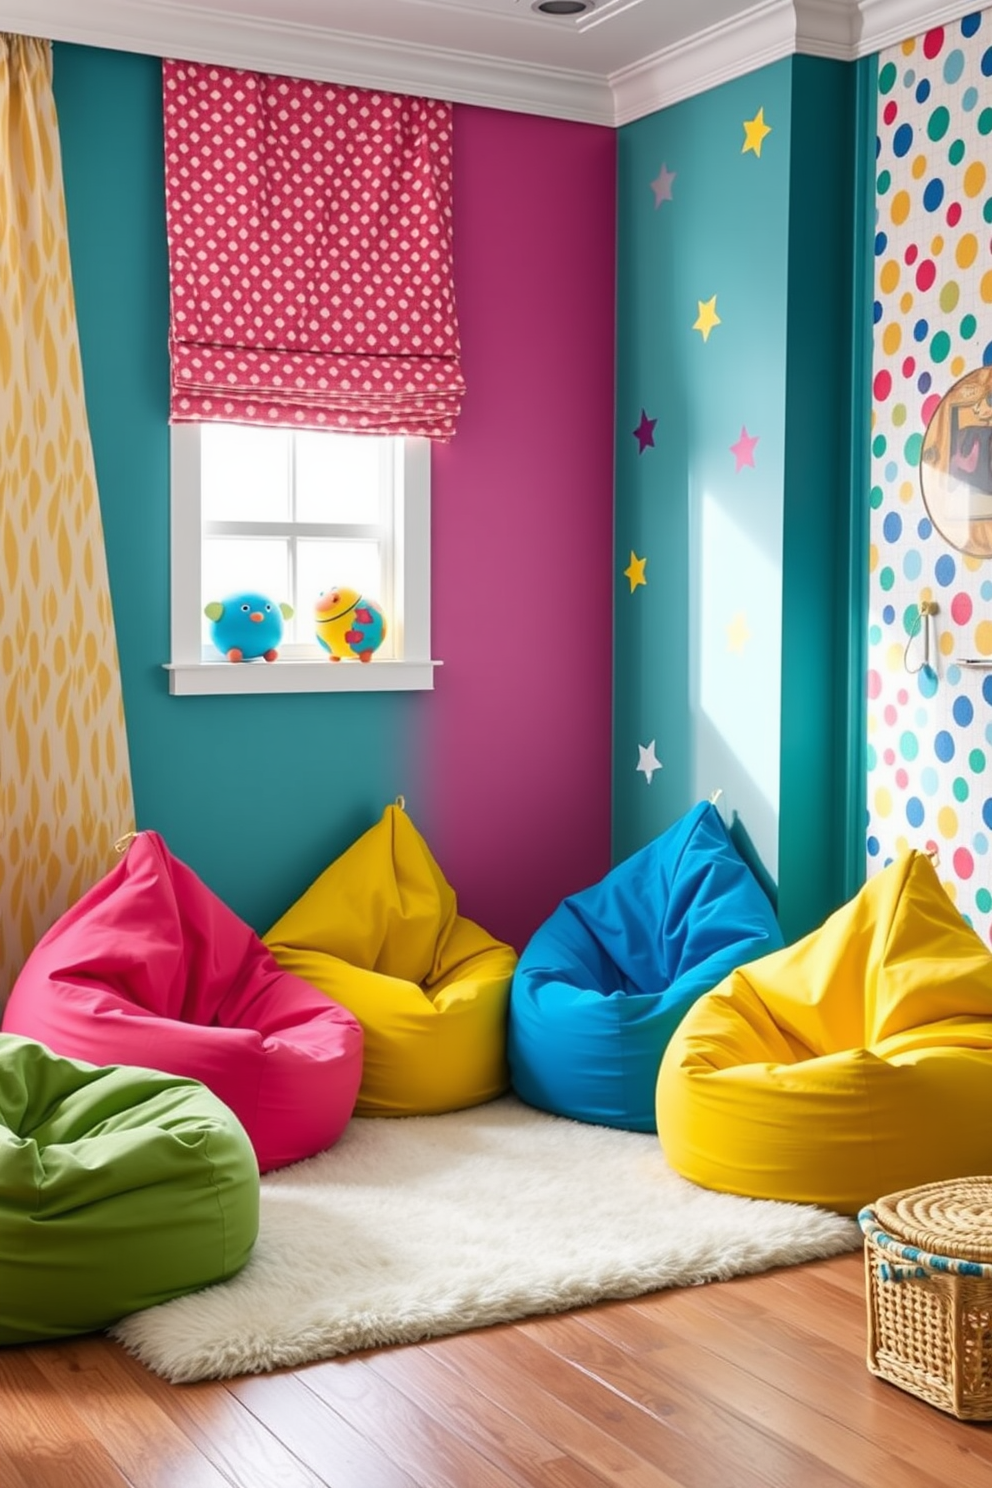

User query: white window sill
[164,658,441,696]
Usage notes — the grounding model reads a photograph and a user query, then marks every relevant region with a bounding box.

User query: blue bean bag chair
[507,801,783,1131]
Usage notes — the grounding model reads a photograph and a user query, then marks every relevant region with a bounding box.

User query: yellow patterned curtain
[0,35,134,1011]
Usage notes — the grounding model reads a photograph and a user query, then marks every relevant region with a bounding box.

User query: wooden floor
[2,1250,990,1487]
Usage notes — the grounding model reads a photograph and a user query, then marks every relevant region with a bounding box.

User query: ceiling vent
[531,1,594,15]
[530,0,646,28]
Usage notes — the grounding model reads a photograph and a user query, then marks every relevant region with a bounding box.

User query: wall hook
[904,599,938,675]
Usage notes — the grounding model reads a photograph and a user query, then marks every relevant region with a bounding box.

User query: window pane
[297,539,384,649]
[202,426,291,522]
[295,430,383,524]
[202,538,290,646]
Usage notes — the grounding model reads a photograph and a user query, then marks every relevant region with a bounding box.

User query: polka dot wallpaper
[868,12,992,943]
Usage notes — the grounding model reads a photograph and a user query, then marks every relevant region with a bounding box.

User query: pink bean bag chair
[1,831,363,1172]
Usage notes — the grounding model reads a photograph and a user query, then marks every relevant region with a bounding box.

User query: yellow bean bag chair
[656,851,992,1214]
[265,804,518,1116]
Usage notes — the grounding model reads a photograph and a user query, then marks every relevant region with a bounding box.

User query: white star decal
[636,741,662,784]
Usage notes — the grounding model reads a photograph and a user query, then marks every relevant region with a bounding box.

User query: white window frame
[165,425,439,696]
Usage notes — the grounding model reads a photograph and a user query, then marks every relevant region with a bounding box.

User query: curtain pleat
[0,34,135,1011]
[163,61,465,439]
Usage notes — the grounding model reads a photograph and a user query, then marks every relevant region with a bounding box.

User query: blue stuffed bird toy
[204,591,294,662]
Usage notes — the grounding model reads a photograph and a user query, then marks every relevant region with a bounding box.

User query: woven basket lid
[873,1176,992,1261]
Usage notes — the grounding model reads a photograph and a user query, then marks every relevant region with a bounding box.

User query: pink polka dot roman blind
[162,60,465,439]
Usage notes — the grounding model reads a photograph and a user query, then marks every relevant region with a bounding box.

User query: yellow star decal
[727,612,751,653]
[693,296,721,342]
[742,108,772,157]
[623,552,647,592]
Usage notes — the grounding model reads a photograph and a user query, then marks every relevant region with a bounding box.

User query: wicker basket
[859,1177,992,1420]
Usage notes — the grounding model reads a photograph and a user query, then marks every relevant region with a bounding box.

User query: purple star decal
[651,164,676,207]
[633,409,657,454]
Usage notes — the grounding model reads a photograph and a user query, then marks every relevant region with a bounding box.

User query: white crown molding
[611,0,799,127]
[611,0,979,124]
[13,0,614,124]
[5,0,978,128]
[794,0,862,55]
[855,0,980,56]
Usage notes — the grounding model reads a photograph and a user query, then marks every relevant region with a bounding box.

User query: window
[166,424,437,695]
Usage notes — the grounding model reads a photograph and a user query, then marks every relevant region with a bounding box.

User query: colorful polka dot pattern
[869,14,992,944]
[162,60,464,439]
[0,37,135,1003]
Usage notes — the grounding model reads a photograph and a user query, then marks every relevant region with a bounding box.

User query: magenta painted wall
[425,104,617,952]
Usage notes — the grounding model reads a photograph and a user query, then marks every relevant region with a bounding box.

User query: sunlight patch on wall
[697,490,781,819]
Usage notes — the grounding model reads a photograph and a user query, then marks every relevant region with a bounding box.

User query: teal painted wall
[53,45,422,934]
[615,57,872,943]
[779,56,874,937]
[51,37,871,949]
[53,44,616,945]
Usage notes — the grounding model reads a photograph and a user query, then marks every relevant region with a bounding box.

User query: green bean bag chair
[0,1035,260,1345]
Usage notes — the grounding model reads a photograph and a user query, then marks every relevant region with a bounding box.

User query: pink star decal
[633,409,657,453]
[730,426,759,471]
[650,164,676,206]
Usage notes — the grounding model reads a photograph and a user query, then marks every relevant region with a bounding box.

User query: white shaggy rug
[111,1096,860,1383]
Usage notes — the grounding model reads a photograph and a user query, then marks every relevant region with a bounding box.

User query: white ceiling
[2,0,980,125]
